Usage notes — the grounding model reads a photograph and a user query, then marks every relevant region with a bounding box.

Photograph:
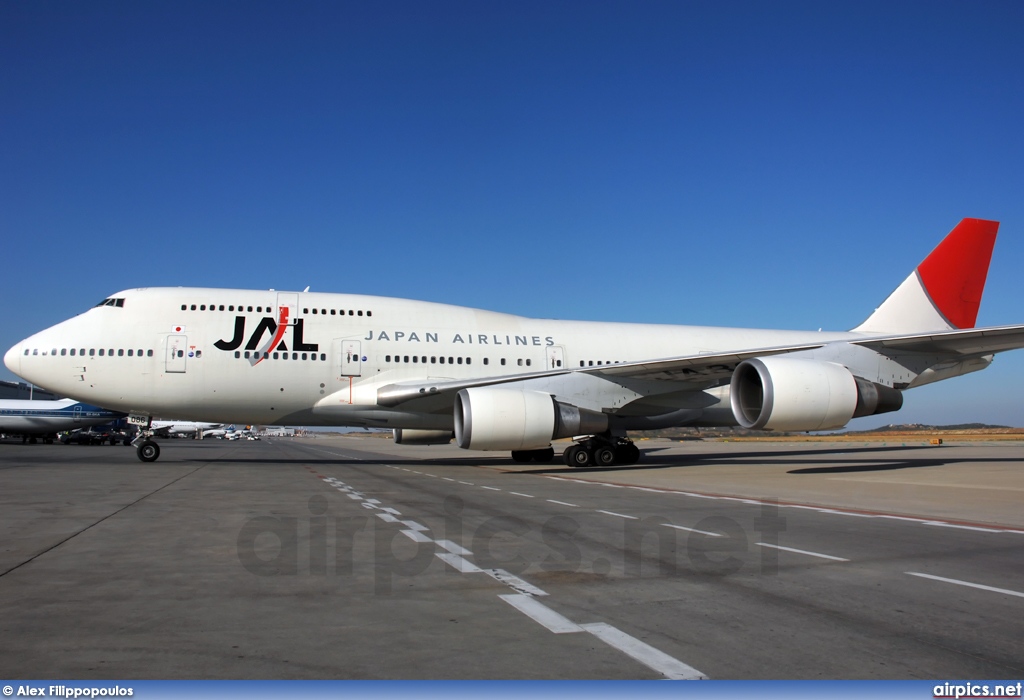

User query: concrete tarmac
[1,436,1022,679]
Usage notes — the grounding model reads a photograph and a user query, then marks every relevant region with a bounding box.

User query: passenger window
[302,353,307,360]
[304,308,309,314]
[229,306,234,311]
[483,358,489,365]
[466,358,471,365]
[219,305,225,311]
[367,311,372,317]
[234,351,240,358]
[127,349,133,357]
[196,351,202,358]
[118,349,124,356]
[331,310,336,315]
[526,359,531,366]
[431,357,436,364]
[413,356,418,363]
[200,305,206,310]
[457,357,463,364]
[181,305,187,311]
[61,349,67,356]
[191,305,197,310]
[501,359,506,365]
[320,353,326,361]
[146,350,152,357]
[358,311,363,316]
[99,349,105,356]
[517,359,523,366]
[273,352,279,360]
[247,306,253,312]
[70,349,76,356]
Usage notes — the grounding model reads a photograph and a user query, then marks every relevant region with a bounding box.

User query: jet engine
[454,387,609,451]
[730,356,903,432]
[393,429,454,445]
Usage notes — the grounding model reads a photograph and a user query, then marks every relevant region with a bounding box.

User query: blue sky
[2,1,1022,427]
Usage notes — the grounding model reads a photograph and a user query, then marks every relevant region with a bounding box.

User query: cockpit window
[94,298,125,308]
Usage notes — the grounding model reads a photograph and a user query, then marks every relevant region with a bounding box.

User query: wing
[850,323,1024,355]
[375,341,827,408]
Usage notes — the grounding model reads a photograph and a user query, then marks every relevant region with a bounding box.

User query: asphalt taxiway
[1,436,1022,679]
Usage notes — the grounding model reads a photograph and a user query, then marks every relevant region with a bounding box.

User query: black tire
[563,445,578,466]
[594,446,615,466]
[137,440,160,463]
[533,447,555,463]
[511,450,533,463]
[571,446,591,468]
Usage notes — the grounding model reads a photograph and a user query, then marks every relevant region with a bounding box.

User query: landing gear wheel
[570,446,591,468]
[615,443,641,465]
[563,445,579,466]
[137,440,160,463]
[533,447,555,463]
[511,450,533,463]
[594,446,616,466]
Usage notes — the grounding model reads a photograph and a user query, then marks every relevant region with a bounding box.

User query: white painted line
[906,572,1024,599]
[481,486,501,491]
[581,623,707,680]
[436,552,482,573]
[682,493,719,500]
[437,539,471,556]
[922,521,1004,533]
[401,530,433,543]
[485,569,548,596]
[376,513,399,523]
[346,494,364,500]
[602,483,623,488]
[819,510,875,518]
[663,524,722,537]
[547,499,579,508]
[411,471,423,475]
[442,477,456,482]
[510,492,535,498]
[874,515,924,522]
[401,520,429,532]
[365,499,381,505]
[458,481,474,485]
[755,543,849,562]
[631,487,669,494]
[498,594,582,634]
[598,510,638,520]
[380,507,402,516]
[425,474,439,478]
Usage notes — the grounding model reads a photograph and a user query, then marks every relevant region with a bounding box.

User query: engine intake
[730,357,902,432]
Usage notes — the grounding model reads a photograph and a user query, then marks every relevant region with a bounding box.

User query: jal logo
[214,313,319,354]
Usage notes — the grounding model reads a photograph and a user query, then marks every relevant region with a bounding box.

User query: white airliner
[0,398,124,443]
[150,420,224,438]
[5,219,1024,464]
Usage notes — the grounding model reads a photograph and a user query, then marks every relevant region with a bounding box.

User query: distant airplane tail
[852,218,999,334]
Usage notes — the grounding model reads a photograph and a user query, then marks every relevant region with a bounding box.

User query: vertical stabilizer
[852,218,999,334]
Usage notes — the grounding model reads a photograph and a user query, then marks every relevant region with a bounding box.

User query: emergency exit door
[341,340,362,377]
[166,335,187,373]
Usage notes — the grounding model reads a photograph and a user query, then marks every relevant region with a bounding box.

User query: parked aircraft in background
[150,420,224,439]
[6,219,1024,463]
[0,398,125,443]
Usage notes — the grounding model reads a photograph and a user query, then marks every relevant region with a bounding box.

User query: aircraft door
[547,345,565,370]
[166,335,187,373]
[73,405,82,424]
[276,293,299,327]
[341,340,362,377]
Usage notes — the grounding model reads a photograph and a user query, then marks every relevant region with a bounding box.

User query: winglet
[853,218,999,334]
[916,218,998,329]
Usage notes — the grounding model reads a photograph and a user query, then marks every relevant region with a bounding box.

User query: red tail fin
[917,218,998,329]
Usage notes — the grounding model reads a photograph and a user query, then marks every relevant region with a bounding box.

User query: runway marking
[663,523,722,537]
[436,552,482,573]
[755,543,849,561]
[401,529,433,543]
[437,539,471,556]
[499,594,582,633]
[580,623,708,680]
[458,481,474,485]
[311,450,704,680]
[485,569,548,596]
[425,473,439,478]
[598,510,638,520]
[906,572,1024,599]
[922,521,1005,533]
[442,477,456,482]
[346,494,363,500]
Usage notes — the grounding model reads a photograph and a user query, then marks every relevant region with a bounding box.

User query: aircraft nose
[4,341,22,376]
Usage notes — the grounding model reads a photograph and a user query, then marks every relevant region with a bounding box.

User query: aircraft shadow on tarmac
[199,444,1021,476]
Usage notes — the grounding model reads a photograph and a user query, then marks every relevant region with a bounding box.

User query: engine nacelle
[393,429,454,445]
[454,387,610,451]
[730,357,902,432]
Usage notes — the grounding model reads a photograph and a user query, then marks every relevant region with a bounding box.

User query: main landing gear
[563,436,640,468]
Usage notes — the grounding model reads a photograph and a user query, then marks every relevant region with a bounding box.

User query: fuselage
[4,287,858,428]
[0,398,123,435]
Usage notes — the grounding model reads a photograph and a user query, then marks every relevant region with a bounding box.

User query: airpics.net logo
[934,683,1023,699]
[235,494,788,594]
